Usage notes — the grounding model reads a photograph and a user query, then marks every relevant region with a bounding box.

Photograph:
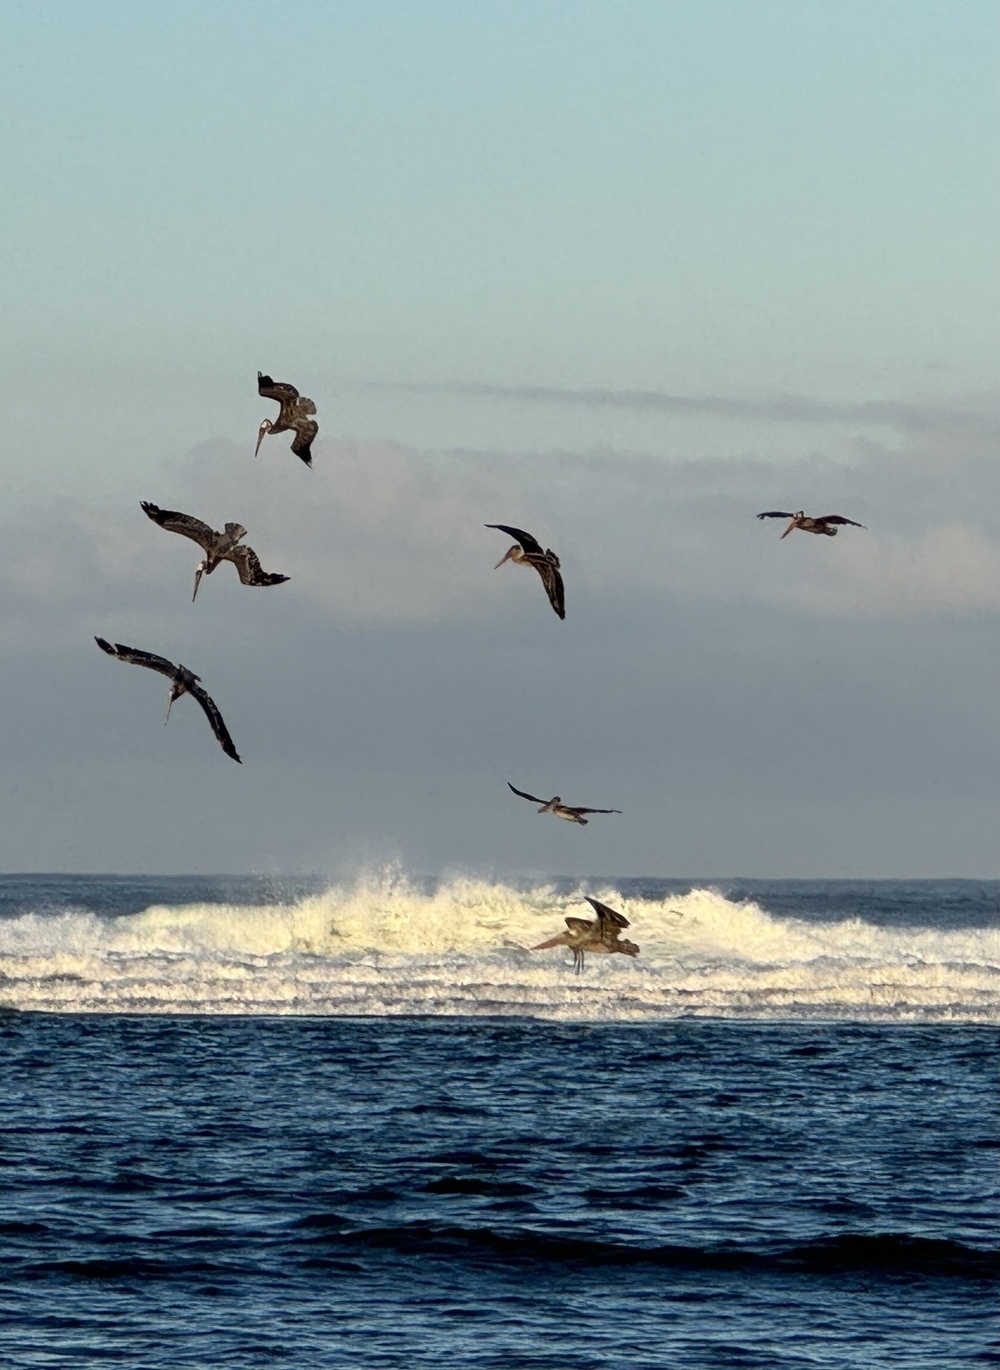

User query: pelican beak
[781,519,796,539]
[192,563,205,603]
[494,547,514,569]
[254,420,270,458]
[165,690,175,725]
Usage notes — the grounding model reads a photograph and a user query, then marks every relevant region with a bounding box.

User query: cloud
[0,411,996,875]
[459,426,1000,621]
[0,438,522,647]
[177,437,517,626]
[1,410,997,650]
[363,378,1000,440]
[771,522,1000,616]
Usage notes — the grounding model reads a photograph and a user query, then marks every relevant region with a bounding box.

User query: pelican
[507,782,620,825]
[757,510,865,539]
[486,524,565,619]
[533,897,639,973]
[141,502,290,602]
[256,372,318,467]
[95,639,241,763]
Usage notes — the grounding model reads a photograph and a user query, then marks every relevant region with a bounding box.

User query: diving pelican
[141,502,290,602]
[486,524,565,619]
[95,638,241,762]
[533,897,639,973]
[507,782,620,825]
[757,510,865,539]
[256,372,319,467]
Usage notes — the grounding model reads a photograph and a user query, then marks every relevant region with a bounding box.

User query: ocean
[1,874,997,1367]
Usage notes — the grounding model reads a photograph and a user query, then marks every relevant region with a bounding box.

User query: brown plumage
[507,782,621,825]
[486,524,565,619]
[757,510,865,539]
[140,502,289,602]
[532,897,639,973]
[256,372,319,467]
[95,638,241,763]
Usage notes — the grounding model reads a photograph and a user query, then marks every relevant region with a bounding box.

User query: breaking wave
[1,873,997,1020]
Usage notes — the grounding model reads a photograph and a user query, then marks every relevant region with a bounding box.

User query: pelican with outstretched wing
[507,782,620,825]
[141,502,290,602]
[757,510,865,539]
[95,638,241,762]
[533,896,639,973]
[486,524,565,619]
[256,372,319,467]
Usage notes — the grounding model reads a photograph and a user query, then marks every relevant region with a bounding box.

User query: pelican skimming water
[486,524,565,619]
[95,638,241,762]
[757,510,865,539]
[141,502,290,602]
[533,897,639,973]
[507,782,620,825]
[256,372,318,467]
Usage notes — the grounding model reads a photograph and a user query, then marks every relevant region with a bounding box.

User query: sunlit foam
[0,872,997,1021]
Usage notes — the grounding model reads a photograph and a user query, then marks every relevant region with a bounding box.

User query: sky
[0,0,997,876]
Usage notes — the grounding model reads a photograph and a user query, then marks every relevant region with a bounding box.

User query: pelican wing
[816,515,865,528]
[141,502,216,550]
[289,419,318,467]
[529,555,565,619]
[485,524,545,557]
[569,806,622,816]
[533,930,571,950]
[584,896,629,929]
[757,511,794,520]
[258,372,301,403]
[95,638,179,681]
[564,917,595,935]
[227,544,290,588]
[188,681,242,763]
[508,781,547,805]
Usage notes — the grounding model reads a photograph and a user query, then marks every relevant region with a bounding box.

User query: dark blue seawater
[0,876,997,1366]
[1,1016,997,1368]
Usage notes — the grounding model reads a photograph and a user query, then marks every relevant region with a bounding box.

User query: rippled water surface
[2,1014,997,1368]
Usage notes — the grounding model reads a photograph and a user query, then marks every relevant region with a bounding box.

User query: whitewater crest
[1,873,997,1021]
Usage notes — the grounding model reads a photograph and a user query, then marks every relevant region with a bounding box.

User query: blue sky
[3,1,996,477]
[0,1,996,874]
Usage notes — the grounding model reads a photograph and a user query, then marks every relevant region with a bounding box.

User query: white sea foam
[1,874,997,1021]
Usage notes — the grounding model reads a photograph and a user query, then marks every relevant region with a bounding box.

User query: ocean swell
[1,875,997,1021]
[294,1221,1000,1279]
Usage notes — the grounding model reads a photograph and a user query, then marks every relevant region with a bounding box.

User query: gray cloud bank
[1,410,996,876]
